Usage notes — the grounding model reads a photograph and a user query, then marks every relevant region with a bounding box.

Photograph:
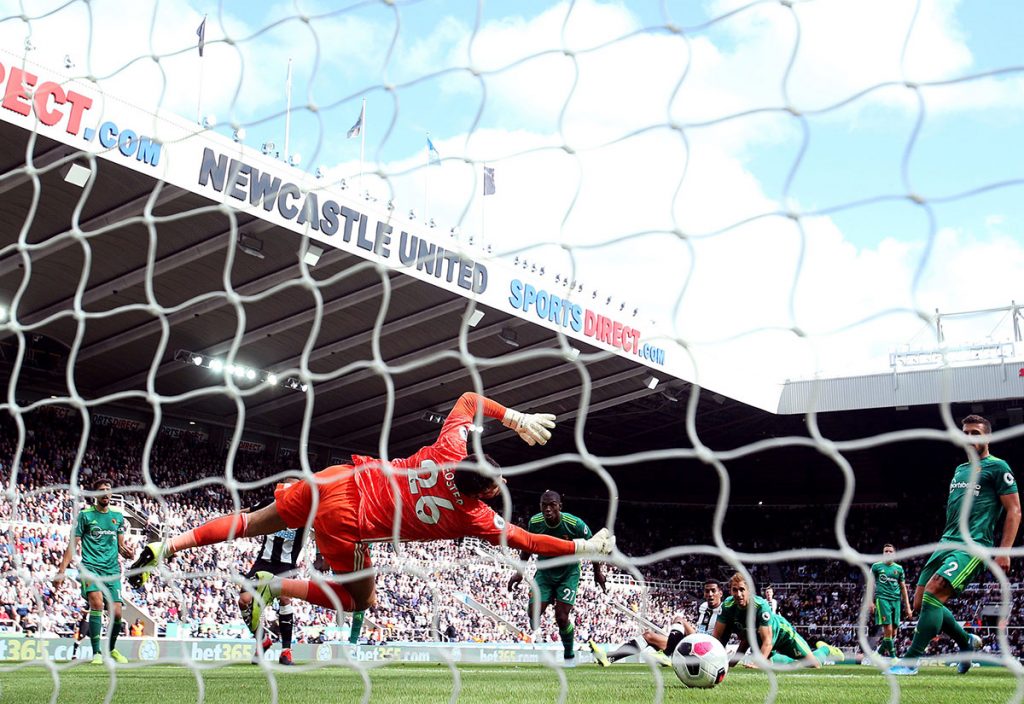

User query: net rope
[1,1,1023,703]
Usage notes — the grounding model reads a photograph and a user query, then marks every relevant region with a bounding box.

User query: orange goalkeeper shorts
[274,465,372,574]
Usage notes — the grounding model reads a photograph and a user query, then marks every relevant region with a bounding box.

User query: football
[671,634,729,689]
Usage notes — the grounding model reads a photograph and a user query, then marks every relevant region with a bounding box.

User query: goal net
[1,0,1023,702]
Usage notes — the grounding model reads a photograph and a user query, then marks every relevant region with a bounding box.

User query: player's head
[961,414,991,457]
[883,543,895,564]
[454,454,503,499]
[92,477,112,508]
[703,579,722,606]
[539,490,562,525]
[729,573,751,607]
[763,585,774,600]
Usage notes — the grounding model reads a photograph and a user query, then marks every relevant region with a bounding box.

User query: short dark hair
[704,580,720,590]
[453,455,501,497]
[883,543,895,550]
[961,414,991,433]
[540,490,561,505]
[92,477,113,491]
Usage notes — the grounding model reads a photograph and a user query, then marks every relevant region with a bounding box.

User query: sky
[2,0,1023,407]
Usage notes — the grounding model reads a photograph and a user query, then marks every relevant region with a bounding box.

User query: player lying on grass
[507,490,606,664]
[713,573,843,669]
[130,392,615,633]
[590,579,724,667]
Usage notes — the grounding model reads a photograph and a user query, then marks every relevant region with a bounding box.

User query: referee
[239,497,307,666]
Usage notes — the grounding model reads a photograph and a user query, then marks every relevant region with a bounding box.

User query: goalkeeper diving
[130,392,615,633]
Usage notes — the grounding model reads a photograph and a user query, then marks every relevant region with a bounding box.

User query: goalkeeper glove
[574,527,615,555]
[501,408,556,446]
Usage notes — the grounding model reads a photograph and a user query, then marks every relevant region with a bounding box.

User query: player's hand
[995,555,1011,572]
[507,573,523,592]
[574,528,614,555]
[120,545,135,560]
[501,409,556,446]
[52,572,66,589]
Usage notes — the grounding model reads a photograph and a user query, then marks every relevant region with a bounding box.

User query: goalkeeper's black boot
[128,542,166,588]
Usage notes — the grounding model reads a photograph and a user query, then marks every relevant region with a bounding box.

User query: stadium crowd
[3,407,1024,657]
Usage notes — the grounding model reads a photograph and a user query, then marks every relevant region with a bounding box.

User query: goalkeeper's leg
[130,503,288,586]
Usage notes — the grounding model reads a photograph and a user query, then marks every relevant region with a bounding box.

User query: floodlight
[261,141,276,155]
[303,244,324,267]
[191,355,203,366]
[209,359,223,372]
[202,114,217,128]
[498,327,519,348]
[266,374,278,386]
[63,162,91,188]
[467,310,485,327]
[237,233,265,259]
[288,153,302,167]
[315,166,326,179]
[644,375,659,390]
[232,127,247,142]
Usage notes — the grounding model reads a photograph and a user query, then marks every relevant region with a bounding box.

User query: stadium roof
[1,52,752,464]
[779,359,1024,415]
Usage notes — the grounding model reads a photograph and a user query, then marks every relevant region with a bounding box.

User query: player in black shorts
[71,611,91,660]
[239,497,308,666]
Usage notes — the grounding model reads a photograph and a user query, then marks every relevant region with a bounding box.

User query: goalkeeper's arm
[446,392,556,446]
[484,524,614,557]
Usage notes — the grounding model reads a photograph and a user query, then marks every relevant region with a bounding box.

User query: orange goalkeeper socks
[280,578,356,612]
[169,513,248,554]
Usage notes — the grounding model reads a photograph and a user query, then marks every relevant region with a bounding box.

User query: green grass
[0,663,1018,704]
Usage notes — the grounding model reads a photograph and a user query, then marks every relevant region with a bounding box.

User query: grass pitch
[0,663,1017,704]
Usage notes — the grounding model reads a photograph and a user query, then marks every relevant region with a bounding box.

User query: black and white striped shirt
[695,601,722,634]
[256,526,306,566]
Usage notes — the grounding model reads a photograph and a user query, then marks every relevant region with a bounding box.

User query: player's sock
[88,610,102,655]
[168,513,249,554]
[279,608,294,650]
[940,606,970,649]
[608,636,645,663]
[770,653,795,664]
[558,623,575,657]
[109,618,122,651]
[905,592,944,658]
[280,578,357,611]
[879,637,894,657]
[349,610,365,644]
[663,624,686,656]
[72,640,80,657]
[810,645,832,665]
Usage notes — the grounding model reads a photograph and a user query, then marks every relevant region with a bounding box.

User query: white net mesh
[1,0,1024,702]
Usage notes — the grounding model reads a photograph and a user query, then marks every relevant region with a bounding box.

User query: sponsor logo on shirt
[950,480,981,497]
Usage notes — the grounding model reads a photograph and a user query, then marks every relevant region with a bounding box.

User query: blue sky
[3,0,1023,395]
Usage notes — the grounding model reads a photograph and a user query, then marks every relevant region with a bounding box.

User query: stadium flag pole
[195,15,206,125]
[359,98,366,192]
[284,58,293,162]
[425,132,431,223]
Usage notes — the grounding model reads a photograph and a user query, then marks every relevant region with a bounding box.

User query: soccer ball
[671,634,728,689]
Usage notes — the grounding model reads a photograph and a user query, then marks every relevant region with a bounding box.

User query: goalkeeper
[131,392,615,632]
[507,490,606,665]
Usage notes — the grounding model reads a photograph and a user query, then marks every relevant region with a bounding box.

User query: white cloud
[4,0,1022,411]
